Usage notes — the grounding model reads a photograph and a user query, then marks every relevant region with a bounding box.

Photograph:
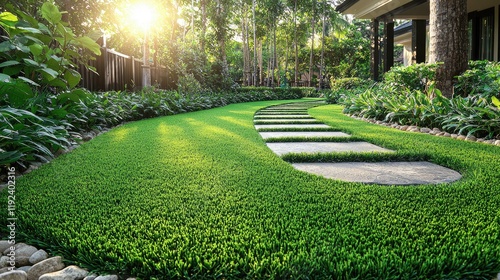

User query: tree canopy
[2,0,371,90]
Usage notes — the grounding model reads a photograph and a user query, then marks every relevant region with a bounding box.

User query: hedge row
[1,87,303,174]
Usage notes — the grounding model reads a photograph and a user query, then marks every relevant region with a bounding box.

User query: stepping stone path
[254,101,462,185]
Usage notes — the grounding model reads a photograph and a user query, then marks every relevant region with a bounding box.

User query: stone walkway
[254,101,462,185]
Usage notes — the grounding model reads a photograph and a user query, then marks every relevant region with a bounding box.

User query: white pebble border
[0,241,137,280]
[350,115,500,146]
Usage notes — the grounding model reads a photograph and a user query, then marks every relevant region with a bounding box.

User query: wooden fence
[78,48,167,92]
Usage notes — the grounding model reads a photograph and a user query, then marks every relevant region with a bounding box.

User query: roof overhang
[337,0,429,20]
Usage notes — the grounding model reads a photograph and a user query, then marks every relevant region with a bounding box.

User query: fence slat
[78,47,166,92]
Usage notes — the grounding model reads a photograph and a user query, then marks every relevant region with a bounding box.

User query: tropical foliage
[329,62,500,140]
[0,87,303,172]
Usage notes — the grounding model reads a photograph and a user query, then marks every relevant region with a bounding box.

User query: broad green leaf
[0,73,11,83]
[51,108,68,118]
[3,65,22,76]
[0,41,13,52]
[73,36,102,55]
[0,12,17,26]
[39,67,59,81]
[0,61,20,68]
[17,26,43,34]
[22,58,40,67]
[2,79,34,107]
[64,69,81,88]
[41,2,62,24]
[48,77,66,88]
[70,88,89,100]
[18,76,40,86]
[492,96,500,109]
[57,92,82,103]
[29,43,44,57]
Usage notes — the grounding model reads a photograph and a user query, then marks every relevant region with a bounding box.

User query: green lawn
[3,100,500,279]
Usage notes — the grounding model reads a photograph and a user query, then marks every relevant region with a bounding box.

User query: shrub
[1,87,303,171]
[455,60,500,99]
[383,63,438,92]
[326,78,374,104]
[0,3,101,94]
[338,65,500,140]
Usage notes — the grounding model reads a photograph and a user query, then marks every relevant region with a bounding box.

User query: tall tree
[308,0,316,87]
[428,0,468,97]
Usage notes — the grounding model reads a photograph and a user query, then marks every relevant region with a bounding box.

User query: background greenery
[326,62,500,140]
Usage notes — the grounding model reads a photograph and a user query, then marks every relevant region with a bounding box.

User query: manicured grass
[2,101,500,279]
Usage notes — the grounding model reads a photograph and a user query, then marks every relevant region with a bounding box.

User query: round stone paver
[292,162,462,185]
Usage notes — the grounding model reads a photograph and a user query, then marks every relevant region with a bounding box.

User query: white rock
[443,133,451,137]
[0,257,9,269]
[94,275,118,280]
[0,270,27,280]
[400,125,409,131]
[3,243,24,255]
[26,256,65,280]
[83,275,97,280]
[39,265,88,280]
[465,135,477,142]
[495,140,500,146]
[15,257,30,267]
[457,135,466,140]
[476,138,485,143]
[432,127,441,132]
[16,267,31,273]
[451,134,458,139]
[420,127,431,133]
[29,250,48,265]
[0,241,11,253]
[0,268,12,274]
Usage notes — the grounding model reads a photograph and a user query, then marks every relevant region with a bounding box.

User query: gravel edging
[0,241,137,280]
[350,115,500,146]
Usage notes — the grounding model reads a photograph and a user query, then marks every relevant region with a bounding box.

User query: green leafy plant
[0,2,101,95]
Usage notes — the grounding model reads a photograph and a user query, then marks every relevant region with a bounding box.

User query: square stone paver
[266,142,393,155]
[255,124,331,130]
[259,131,351,139]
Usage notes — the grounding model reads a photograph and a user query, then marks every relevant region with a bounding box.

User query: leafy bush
[455,60,500,98]
[337,63,500,140]
[383,63,438,92]
[326,78,374,104]
[0,3,101,93]
[0,106,71,167]
[1,87,303,171]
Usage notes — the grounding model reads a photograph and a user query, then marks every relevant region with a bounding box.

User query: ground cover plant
[328,62,500,140]
[2,100,499,279]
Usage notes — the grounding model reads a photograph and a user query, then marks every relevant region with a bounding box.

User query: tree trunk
[200,0,207,55]
[319,0,326,89]
[308,0,316,87]
[258,40,263,86]
[294,0,299,86]
[252,0,258,86]
[429,0,468,97]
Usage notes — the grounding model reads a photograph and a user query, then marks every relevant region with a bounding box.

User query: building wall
[396,1,500,64]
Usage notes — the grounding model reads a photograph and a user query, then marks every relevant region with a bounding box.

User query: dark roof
[394,21,412,36]
[336,0,360,13]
